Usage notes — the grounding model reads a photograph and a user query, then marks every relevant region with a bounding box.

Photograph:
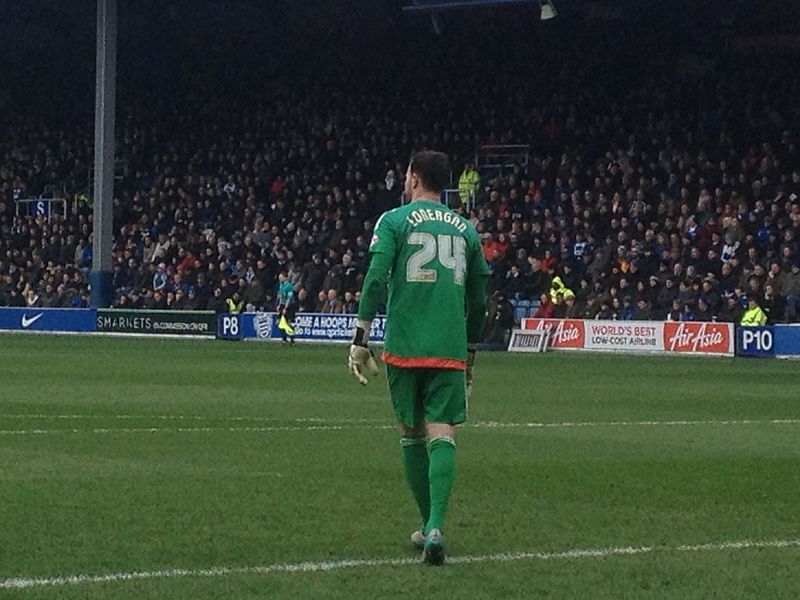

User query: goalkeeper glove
[466,343,477,397]
[348,321,379,385]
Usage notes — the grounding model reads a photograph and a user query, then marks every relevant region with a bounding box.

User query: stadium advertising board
[662,322,733,355]
[585,322,664,352]
[522,318,734,356]
[774,325,800,357]
[520,318,585,349]
[737,325,800,358]
[0,307,96,333]
[96,309,216,336]
[217,313,243,340]
[737,326,775,357]
[508,328,550,352]
[232,312,387,343]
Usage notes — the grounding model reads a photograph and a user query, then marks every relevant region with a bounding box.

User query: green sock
[401,435,430,528]
[425,436,456,534]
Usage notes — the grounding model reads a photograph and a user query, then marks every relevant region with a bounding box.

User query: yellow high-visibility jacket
[226,298,243,314]
[458,169,480,204]
[549,276,575,303]
[740,306,767,326]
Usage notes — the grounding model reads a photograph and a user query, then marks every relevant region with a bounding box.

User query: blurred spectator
[680,303,695,322]
[533,293,554,319]
[741,297,768,326]
[315,290,328,312]
[301,253,327,299]
[762,284,785,324]
[321,289,343,314]
[153,264,167,292]
[666,299,682,322]
[485,291,514,344]
[207,288,226,313]
[563,295,580,319]
[718,294,743,323]
[226,292,244,314]
[695,297,713,322]
[783,262,800,321]
[296,288,315,313]
[458,162,480,207]
[618,296,636,321]
[342,291,358,314]
[25,288,41,307]
[634,298,652,321]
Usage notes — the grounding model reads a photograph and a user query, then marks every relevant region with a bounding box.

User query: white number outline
[438,234,466,285]
[406,232,438,282]
[406,233,466,285]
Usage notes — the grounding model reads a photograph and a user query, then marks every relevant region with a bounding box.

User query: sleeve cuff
[353,319,373,346]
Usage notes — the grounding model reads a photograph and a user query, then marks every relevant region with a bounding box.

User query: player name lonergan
[406,208,467,233]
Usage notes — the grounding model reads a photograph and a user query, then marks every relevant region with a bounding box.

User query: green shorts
[386,365,467,429]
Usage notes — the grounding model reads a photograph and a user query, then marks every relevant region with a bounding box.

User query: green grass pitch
[1,334,799,599]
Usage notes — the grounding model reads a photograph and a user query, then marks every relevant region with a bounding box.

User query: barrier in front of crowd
[520,318,735,357]
[736,325,800,359]
[3,307,798,358]
[217,312,387,343]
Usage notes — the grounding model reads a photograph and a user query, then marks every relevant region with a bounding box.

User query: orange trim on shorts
[381,352,466,370]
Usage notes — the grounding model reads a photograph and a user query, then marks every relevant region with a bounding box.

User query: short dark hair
[409,151,451,194]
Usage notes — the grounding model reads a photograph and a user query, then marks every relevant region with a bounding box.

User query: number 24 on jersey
[406,233,466,285]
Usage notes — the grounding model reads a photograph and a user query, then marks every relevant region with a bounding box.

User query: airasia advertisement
[521,318,585,348]
[662,322,734,355]
[522,318,733,357]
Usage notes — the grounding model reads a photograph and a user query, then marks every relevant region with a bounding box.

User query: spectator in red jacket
[533,293,554,319]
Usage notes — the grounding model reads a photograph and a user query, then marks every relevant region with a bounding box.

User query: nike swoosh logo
[21,313,44,328]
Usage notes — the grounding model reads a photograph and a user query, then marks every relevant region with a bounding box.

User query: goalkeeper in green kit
[348,150,489,565]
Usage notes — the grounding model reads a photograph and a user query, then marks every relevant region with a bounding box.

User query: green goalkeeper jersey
[358,199,489,369]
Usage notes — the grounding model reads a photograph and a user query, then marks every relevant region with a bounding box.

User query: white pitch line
[0,414,385,424]
[0,424,396,436]
[1,537,798,590]
[472,418,800,429]
[1,418,799,436]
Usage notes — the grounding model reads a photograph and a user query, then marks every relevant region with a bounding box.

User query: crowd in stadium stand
[1,51,799,330]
